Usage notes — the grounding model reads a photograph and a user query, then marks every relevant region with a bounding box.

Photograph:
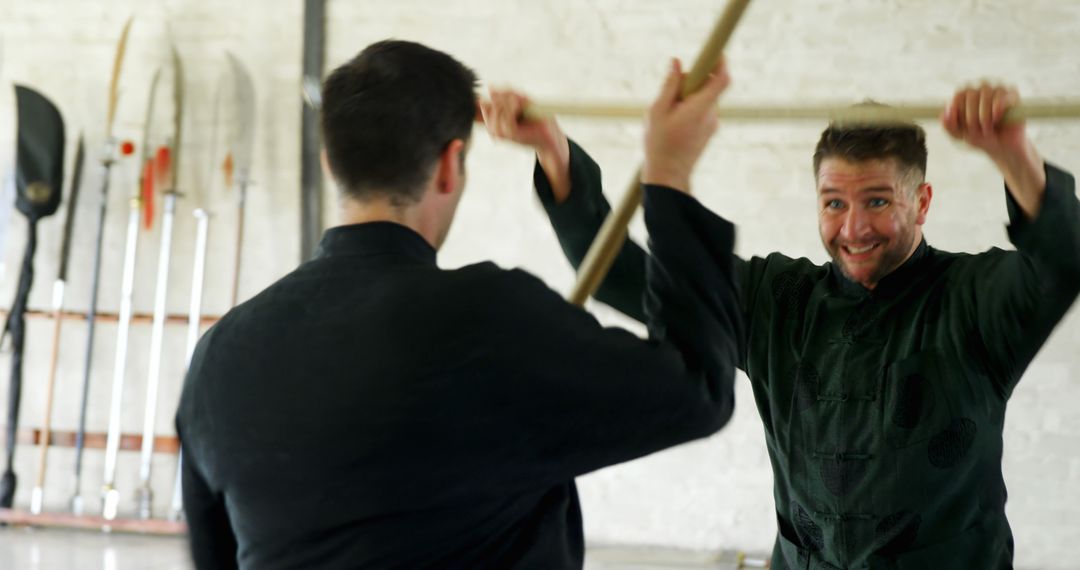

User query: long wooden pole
[524,100,1080,124]
[566,0,753,306]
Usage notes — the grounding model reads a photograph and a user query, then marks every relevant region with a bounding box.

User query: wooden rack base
[0,307,221,326]
[14,428,180,454]
[0,508,187,535]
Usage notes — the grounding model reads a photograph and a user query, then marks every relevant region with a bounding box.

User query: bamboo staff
[565,0,753,306]
[524,100,1080,124]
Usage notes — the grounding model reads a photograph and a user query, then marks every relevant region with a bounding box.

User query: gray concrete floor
[0,527,767,569]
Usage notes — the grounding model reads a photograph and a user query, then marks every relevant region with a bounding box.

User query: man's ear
[320,148,332,178]
[915,182,933,225]
[435,139,466,195]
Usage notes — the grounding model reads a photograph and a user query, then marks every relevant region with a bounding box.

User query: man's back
[180,223,576,567]
[179,193,741,569]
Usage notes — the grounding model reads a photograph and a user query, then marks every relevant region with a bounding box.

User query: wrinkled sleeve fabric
[457,184,742,492]
[968,163,1080,396]
[534,139,651,322]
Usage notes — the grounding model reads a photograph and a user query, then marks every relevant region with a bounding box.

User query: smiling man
[485,83,1080,567]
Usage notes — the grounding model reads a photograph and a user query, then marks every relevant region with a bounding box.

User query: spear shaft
[71,18,132,514]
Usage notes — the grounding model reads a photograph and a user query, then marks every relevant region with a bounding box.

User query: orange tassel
[223,152,235,189]
[141,158,155,229]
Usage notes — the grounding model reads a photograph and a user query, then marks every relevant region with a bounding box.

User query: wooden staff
[524,100,1080,123]
[565,0,753,306]
[30,135,85,515]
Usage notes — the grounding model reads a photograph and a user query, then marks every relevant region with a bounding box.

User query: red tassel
[141,158,155,230]
[223,152,234,189]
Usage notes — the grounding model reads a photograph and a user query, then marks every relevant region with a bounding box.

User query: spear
[0,85,66,509]
[101,66,162,521]
[71,18,132,515]
[136,47,185,520]
[29,134,84,515]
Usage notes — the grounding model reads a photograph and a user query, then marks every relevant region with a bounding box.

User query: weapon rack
[0,307,220,535]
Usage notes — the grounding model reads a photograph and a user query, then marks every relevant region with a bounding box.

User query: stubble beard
[829,224,918,289]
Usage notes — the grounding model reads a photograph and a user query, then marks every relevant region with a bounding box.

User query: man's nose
[840,207,870,241]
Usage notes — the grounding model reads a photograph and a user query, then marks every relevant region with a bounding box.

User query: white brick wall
[1,1,1078,567]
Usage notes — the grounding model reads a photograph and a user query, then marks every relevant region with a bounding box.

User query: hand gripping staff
[30,135,85,515]
[101,66,163,521]
[71,18,132,515]
[136,47,186,520]
[563,0,752,306]
[0,86,66,509]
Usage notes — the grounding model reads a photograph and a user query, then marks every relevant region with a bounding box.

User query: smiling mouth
[842,243,880,256]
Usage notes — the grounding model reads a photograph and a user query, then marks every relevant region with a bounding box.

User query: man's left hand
[942,82,1046,218]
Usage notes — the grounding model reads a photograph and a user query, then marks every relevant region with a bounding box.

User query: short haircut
[321,40,478,204]
[813,108,928,191]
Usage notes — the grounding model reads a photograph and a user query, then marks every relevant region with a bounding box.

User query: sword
[71,17,132,515]
[102,66,162,521]
[30,134,85,515]
[136,47,185,520]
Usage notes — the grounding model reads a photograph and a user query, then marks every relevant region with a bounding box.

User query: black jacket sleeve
[534,139,651,322]
[452,185,742,493]
[177,337,240,570]
[968,163,1080,396]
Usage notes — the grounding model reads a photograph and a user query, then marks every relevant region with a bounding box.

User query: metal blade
[57,135,85,282]
[106,18,133,136]
[226,52,255,184]
[168,46,184,191]
[137,68,163,170]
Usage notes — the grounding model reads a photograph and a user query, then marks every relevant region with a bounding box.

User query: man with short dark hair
[485,83,1080,566]
[177,42,744,569]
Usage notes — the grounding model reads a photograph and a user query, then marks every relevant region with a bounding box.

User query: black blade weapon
[0,85,66,509]
[71,18,132,515]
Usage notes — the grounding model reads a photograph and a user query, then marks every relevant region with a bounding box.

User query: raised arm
[482,89,652,321]
[943,83,1080,393]
[458,60,744,487]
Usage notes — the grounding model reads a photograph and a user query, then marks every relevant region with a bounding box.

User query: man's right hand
[481,89,572,203]
[642,58,731,194]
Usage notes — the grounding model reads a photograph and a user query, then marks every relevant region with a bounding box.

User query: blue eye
[868,198,889,208]
[825,199,844,209]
